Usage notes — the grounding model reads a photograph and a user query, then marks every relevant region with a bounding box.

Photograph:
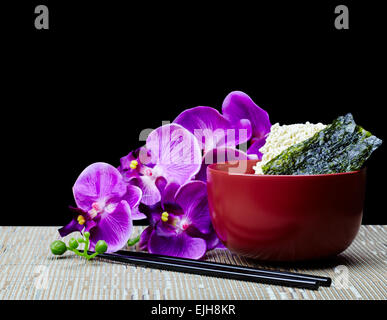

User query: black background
[2,1,386,226]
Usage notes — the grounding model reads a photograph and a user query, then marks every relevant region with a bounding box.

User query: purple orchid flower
[222,91,271,158]
[173,96,269,181]
[59,162,142,253]
[139,179,222,259]
[173,106,252,153]
[118,124,202,206]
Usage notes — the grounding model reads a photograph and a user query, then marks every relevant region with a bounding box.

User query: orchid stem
[67,234,96,260]
[51,233,106,261]
[68,247,84,258]
[87,252,99,260]
[84,232,90,255]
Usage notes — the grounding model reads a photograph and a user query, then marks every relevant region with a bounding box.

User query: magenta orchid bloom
[59,162,142,253]
[118,124,202,206]
[173,93,271,181]
[139,179,222,259]
[56,91,270,259]
[222,91,271,158]
[174,106,252,153]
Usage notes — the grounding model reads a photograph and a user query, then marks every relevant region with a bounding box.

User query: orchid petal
[174,106,231,150]
[153,176,182,213]
[148,228,207,259]
[73,163,127,212]
[130,207,146,220]
[122,184,142,208]
[120,168,140,183]
[222,91,271,140]
[88,200,133,253]
[160,182,183,214]
[139,225,153,251]
[118,147,153,182]
[155,176,167,195]
[205,226,225,251]
[215,241,227,249]
[185,224,226,251]
[236,119,253,144]
[58,218,84,237]
[132,176,161,205]
[175,181,212,234]
[247,137,267,159]
[195,147,250,182]
[247,153,259,160]
[162,182,180,205]
[146,124,202,185]
[208,238,226,250]
[174,106,251,151]
[138,203,163,226]
[119,149,138,170]
[154,176,180,209]
[83,219,97,233]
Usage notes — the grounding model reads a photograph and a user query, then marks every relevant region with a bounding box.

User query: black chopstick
[115,250,331,287]
[90,251,321,290]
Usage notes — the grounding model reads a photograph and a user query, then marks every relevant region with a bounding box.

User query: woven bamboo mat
[0,226,386,300]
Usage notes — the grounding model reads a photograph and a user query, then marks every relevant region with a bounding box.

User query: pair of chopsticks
[89,250,331,290]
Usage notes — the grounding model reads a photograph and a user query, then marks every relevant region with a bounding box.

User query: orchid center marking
[172,218,178,227]
[92,202,101,211]
[88,200,109,219]
[161,211,169,222]
[144,168,153,176]
[129,160,138,169]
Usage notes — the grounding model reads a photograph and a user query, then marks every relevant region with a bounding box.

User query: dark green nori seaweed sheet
[262,113,382,175]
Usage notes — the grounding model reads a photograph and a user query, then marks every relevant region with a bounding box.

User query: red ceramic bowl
[207,160,366,261]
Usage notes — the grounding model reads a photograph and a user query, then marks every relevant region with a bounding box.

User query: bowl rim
[207,160,365,178]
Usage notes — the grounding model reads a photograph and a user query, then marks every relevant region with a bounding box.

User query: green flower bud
[50,240,67,255]
[68,238,79,250]
[95,240,108,254]
[84,232,90,239]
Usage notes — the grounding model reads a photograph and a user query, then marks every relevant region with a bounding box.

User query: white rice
[253,122,327,174]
